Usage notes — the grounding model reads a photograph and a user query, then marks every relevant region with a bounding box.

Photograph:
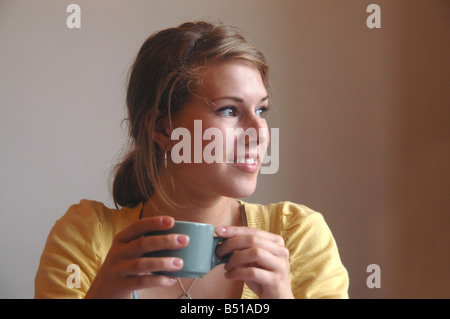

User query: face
[164,60,270,200]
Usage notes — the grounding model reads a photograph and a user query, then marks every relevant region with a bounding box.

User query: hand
[215,226,294,299]
[85,216,189,299]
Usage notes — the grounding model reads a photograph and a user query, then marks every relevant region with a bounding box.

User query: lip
[232,161,259,173]
[229,155,260,173]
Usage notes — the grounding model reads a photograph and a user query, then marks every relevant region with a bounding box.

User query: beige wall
[0,0,448,298]
[382,2,450,298]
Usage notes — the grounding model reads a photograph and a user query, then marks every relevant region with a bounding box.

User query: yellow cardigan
[35,199,349,299]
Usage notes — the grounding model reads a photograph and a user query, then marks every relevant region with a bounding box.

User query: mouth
[233,158,258,164]
[229,155,260,173]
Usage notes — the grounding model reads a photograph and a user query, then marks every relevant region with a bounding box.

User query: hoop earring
[164,149,167,168]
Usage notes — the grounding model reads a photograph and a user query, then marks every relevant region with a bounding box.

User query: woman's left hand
[215,226,294,299]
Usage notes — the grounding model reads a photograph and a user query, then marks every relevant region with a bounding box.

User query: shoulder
[49,200,112,246]
[56,199,142,236]
[240,200,336,254]
[239,200,324,233]
[58,199,112,226]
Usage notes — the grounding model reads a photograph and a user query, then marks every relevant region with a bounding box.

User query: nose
[237,113,270,148]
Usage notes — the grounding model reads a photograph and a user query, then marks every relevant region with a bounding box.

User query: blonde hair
[112,21,269,208]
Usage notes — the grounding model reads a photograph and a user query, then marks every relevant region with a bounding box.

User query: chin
[224,177,258,198]
[234,190,256,199]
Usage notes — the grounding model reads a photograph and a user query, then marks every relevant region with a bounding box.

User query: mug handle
[211,237,232,268]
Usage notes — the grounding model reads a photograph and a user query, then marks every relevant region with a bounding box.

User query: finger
[224,247,281,272]
[215,225,284,246]
[225,266,274,287]
[122,233,189,259]
[116,216,174,243]
[118,257,184,277]
[216,233,288,258]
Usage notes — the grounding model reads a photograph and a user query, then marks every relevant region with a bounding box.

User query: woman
[35,21,349,299]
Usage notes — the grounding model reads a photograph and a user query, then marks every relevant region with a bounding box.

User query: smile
[233,158,258,164]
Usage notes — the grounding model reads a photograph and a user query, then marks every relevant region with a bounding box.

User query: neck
[142,193,235,227]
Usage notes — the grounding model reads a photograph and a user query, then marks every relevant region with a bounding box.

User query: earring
[164,149,167,168]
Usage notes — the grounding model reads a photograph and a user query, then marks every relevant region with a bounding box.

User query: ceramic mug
[143,221,231,278]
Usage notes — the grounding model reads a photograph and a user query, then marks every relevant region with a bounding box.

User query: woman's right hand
[85,216,189,299]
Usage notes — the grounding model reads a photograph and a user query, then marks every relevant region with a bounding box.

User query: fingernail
[173,258,183,267]
[177,235,189,245]
[168,277,177,284]
[216,226,227,234]
[162,217,173,227]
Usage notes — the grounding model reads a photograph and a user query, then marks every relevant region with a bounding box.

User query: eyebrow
[211,95,269,103]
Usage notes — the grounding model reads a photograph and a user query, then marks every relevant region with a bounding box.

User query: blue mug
[143,221,231,278]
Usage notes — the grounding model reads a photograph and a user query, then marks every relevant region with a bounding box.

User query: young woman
[35,21,349,299]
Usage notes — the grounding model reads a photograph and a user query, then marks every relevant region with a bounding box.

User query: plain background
[1,0,449,299]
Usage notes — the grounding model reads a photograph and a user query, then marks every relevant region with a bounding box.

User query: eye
[256,106,270,118]
[215,106,237,117]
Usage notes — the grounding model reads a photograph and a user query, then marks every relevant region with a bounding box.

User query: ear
[152,114,171,150]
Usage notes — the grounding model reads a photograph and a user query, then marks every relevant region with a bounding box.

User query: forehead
[199,60,268,102]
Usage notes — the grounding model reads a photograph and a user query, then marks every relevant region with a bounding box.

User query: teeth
[235,158,257,164]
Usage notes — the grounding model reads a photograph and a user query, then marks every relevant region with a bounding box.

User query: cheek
[263,127,270,144]
[199,126,228,163]
[171,119,221,163]
[258,127,270,155]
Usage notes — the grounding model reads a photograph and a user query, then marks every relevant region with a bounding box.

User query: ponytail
[112,151,142,208]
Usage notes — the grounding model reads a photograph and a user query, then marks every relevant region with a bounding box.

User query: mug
[143,221,231,278]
